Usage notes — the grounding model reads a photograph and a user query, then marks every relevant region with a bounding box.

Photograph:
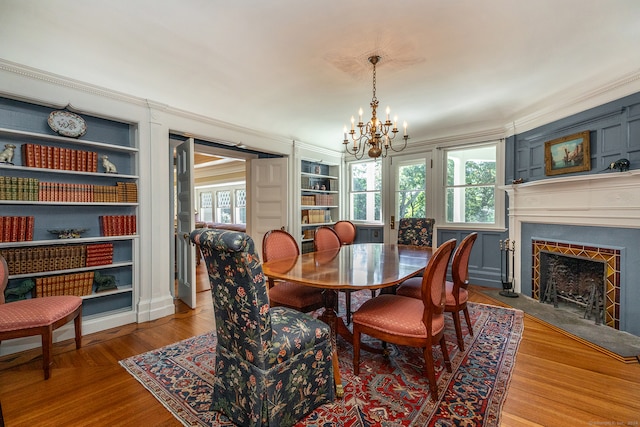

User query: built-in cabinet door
[249,157,288,257]
[175,138,196,309]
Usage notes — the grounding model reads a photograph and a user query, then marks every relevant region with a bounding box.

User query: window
[199,192,213,222]
[216,190,232,223]
[349,160,381,222]
[395,159,426,219]
[444,144,497,224]
[235,189,246,224]
[196,183,246,224]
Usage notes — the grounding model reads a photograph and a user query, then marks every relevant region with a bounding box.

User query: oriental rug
[120,300,523,426]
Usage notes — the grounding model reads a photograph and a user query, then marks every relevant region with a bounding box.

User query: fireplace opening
[531,239,620,330]
[539,252,605,323]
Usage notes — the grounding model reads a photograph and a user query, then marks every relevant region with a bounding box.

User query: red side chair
[313,226,341,252]
[0,255,82,379]
[352,239,457,399]
[397,232,478,350]
[333,220,356,245]
[262,229,325,312]
[314,226,361,322]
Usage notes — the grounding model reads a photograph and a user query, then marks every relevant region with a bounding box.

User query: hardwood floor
[1,262,639,426]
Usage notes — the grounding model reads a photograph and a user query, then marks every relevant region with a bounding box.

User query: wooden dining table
[262,242,433,396]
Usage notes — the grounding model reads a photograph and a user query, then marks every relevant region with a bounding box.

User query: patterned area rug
[120,298,523,426]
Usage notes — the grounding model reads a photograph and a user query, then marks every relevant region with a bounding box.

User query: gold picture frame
[544,131,591,176]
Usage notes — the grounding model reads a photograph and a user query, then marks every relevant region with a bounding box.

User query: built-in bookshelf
[0,96,138,320]
[300,159,339,253]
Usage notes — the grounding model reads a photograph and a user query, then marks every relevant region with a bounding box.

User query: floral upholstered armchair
[190,228,335,427]
[397,218,435,247]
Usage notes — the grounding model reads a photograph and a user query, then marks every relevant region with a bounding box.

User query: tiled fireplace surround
[503,170,640,336]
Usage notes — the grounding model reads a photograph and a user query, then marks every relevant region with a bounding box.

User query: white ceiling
[1,0,640,152]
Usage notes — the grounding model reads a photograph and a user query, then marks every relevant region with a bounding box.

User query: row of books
[301,194,336,206]
[21,143,98,172]
[0,176,138,203]
[100,215,137,236]
[0,177,38,201]
[1,243,115,275]
[1,245,86,275]
[86,242,114,267]
[35,272,95,297]
[301,209,332,224]
[0,216,34,242]
[116,182,138,203]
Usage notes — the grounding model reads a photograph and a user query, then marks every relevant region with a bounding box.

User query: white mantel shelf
[501,170,639,292]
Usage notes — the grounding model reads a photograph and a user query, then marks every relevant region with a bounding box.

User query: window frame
[347,159,383,224]
[437,140,505,230]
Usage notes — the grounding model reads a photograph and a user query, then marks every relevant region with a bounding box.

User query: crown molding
[511,69,640,135]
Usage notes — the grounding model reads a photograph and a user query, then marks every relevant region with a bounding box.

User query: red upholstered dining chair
[262,229,325,312]
[0,255,82,379]
[352,238,457,399]
[313,226,341,252]
[397,232,478,350]
[313,226,361,322]
[333,220,357,245]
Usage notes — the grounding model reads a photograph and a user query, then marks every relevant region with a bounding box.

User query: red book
[81,151,89,172]
[53,146,60,170]
[26,216,34,241]
[35,144,43,168]
[10,216,19,242]
[17,216,27,242]
[46,146,53,169]
[70,150,77,171]
[0,217,4,242]
[62,148,70,170]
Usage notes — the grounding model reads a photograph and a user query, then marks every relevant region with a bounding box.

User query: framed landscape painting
[544,131,591,176]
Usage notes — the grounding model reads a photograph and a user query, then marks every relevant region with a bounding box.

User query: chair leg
[423,345,438,399]
[463,306,473,337]
[42,325,53,380]
[74,309,83,349]
[440,335,452,373]
[345,291,352,324]
[451,310,465,351]
[353,329,361,376]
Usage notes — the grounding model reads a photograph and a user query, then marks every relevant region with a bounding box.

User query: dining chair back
[314,226,341,252]
[313,225,360,322]
[445,232,478,350]
[397,232,478,350]
[0,255,83,379]
[397,218,435,247]
[191,228,335,426]
[352,238,457,399]
[333,220,357,245]
[262,229,324,312]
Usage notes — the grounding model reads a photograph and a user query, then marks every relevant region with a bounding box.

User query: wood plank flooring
[1,262,639,426]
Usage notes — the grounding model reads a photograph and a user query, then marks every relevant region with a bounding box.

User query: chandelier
[343,55,409,159]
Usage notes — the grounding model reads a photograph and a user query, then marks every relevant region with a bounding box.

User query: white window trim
[434,140,505,231]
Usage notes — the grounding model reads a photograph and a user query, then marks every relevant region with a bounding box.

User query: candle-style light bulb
[386,106,390,121]
[343,125,347,141]
[394,115,398,130]
[403,121,408,136]
[350,116,355,131]
[358,108,363,123]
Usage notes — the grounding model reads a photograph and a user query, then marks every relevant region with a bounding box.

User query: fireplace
[502,170,639,336]
[531,239,620,329]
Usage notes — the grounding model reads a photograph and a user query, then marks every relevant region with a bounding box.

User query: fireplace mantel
[501,170,640,292]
